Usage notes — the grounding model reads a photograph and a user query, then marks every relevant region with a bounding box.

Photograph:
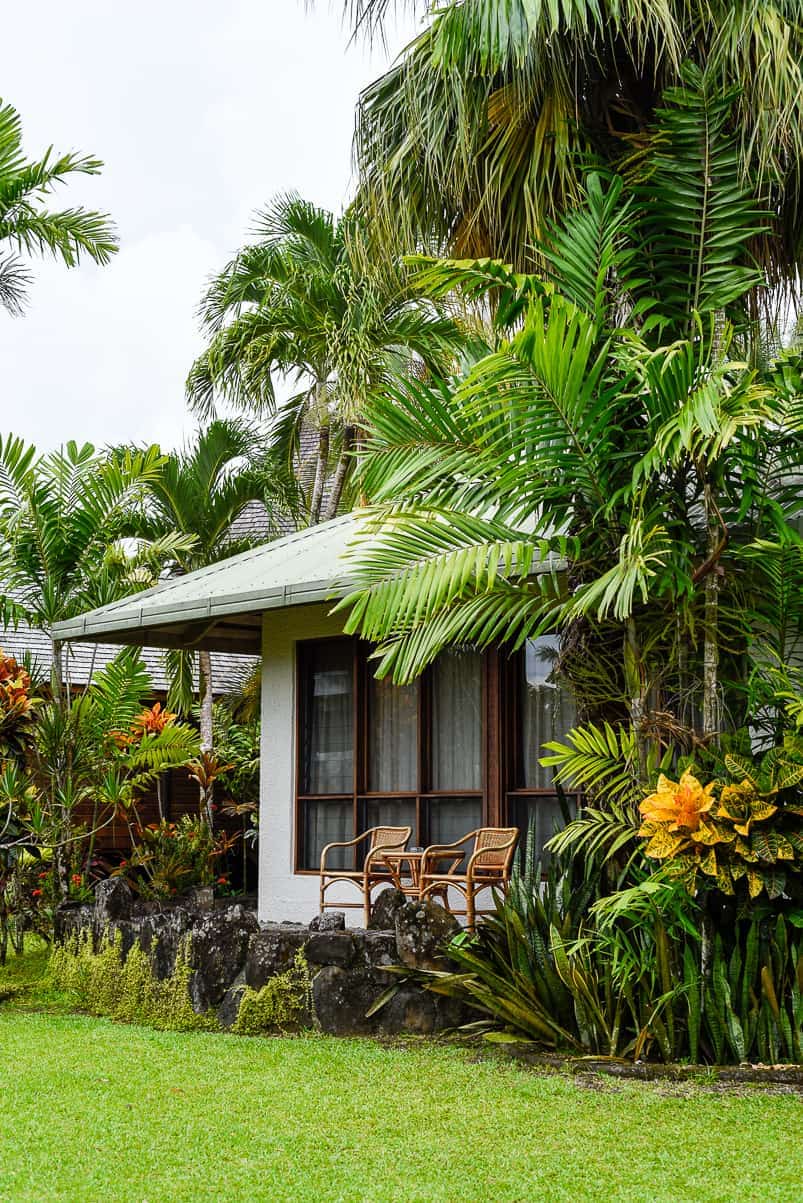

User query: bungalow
[53,514,578,925]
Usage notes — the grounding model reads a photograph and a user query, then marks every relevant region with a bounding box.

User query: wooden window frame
[294,637,577,874]
[504,645,582,846]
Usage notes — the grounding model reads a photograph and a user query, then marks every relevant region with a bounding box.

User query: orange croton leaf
[639,770,715,832]
[0,650,33,711]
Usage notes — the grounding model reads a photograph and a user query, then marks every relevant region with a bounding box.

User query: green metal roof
[53,513,358,654]
[54,509,564,655]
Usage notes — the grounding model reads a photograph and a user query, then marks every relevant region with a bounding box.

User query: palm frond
[540,721,641,806]
[0,252,31,314]
[165,649,197,717]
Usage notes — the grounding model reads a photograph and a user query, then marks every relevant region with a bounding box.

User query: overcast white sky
[0,1,416,451]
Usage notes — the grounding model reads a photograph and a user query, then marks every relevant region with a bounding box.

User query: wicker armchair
[319,825,412,926]
[419,827,519,929]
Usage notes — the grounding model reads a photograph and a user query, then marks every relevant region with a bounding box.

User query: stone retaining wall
[55,881,464,1037]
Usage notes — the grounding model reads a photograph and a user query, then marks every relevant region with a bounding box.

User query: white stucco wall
[257,601,481,926]
[258,602,364,925]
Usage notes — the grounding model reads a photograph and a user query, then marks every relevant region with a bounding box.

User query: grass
[0,939,73,1011]
[1,946,801,1203]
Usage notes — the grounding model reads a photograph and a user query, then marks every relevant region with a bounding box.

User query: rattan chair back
[472,827,519,870]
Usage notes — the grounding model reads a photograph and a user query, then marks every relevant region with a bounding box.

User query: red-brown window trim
[293,636,578,874]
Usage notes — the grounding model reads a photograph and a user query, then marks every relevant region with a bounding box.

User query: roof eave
[52,578,352,650]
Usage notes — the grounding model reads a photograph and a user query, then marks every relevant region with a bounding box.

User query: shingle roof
[1,619,255,695]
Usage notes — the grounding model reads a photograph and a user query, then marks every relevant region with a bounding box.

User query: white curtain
[522,636,576,788]
[365,798,417,835]
[368,676,419,792]
[431,650,482,791]
[303,801,353,870]
[304,643,354,795]
[428,797,482,854]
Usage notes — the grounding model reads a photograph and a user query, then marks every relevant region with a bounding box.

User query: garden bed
[496,1045,803,1090]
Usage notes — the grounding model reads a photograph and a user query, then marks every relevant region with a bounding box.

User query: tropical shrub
[639,757,803,901]
[0,649,201,921]
[408,825,700,1060]
[115,815,238,901]
[409,823,803,1063]
[0,651,38,763]
[700,915,803,1065]
[214,701,260,891]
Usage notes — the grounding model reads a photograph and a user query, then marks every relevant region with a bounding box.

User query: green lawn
[0,951,800,1203]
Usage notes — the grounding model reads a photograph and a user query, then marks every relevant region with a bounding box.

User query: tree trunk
[50,636,72,898]
[50,637,64,709]
[198,650,214,753]
[198,649,215,829]
[701,485,721,741]
[309,424,330,525]
[0,891,7,967]
[624,618,648,781]
[702,575,720,739]
[323,426,354,522]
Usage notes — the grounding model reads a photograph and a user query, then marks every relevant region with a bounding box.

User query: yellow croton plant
[638,766,803,900]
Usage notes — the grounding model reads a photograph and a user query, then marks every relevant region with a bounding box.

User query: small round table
[378,849,425,898]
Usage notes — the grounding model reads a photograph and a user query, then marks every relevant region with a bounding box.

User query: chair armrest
[319,831,369,873]
[421,841,470,877]
[422,838,472,855]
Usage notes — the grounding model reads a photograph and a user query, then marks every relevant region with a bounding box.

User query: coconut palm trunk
[198,649,215,828]
[624,618,648,780]
[701,497,722,742]
[198,650,214,753]
[323,425,354,521]
[49,635,72,897]
[309,424,330,524]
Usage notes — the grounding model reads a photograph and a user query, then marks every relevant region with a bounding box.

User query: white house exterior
[259,600,354,922]
[55,514,576,926]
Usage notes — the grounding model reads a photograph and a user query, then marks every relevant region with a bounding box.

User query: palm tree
[0,440,193,895]
[0,438,175,704]
[0,99,118,314]
[340,67,803,769]
[187,193,463,522]
[341,1,803,287]
[132,419,297,778]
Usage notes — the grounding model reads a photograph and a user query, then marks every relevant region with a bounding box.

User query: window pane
[508,795,575,867]
[363,797,417,841]
[301,800,353,871]
[522,636,576,788]
[431,650,482,791]
[427,796,482,855]
[368,676,419,792]
[301,642,354,795]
